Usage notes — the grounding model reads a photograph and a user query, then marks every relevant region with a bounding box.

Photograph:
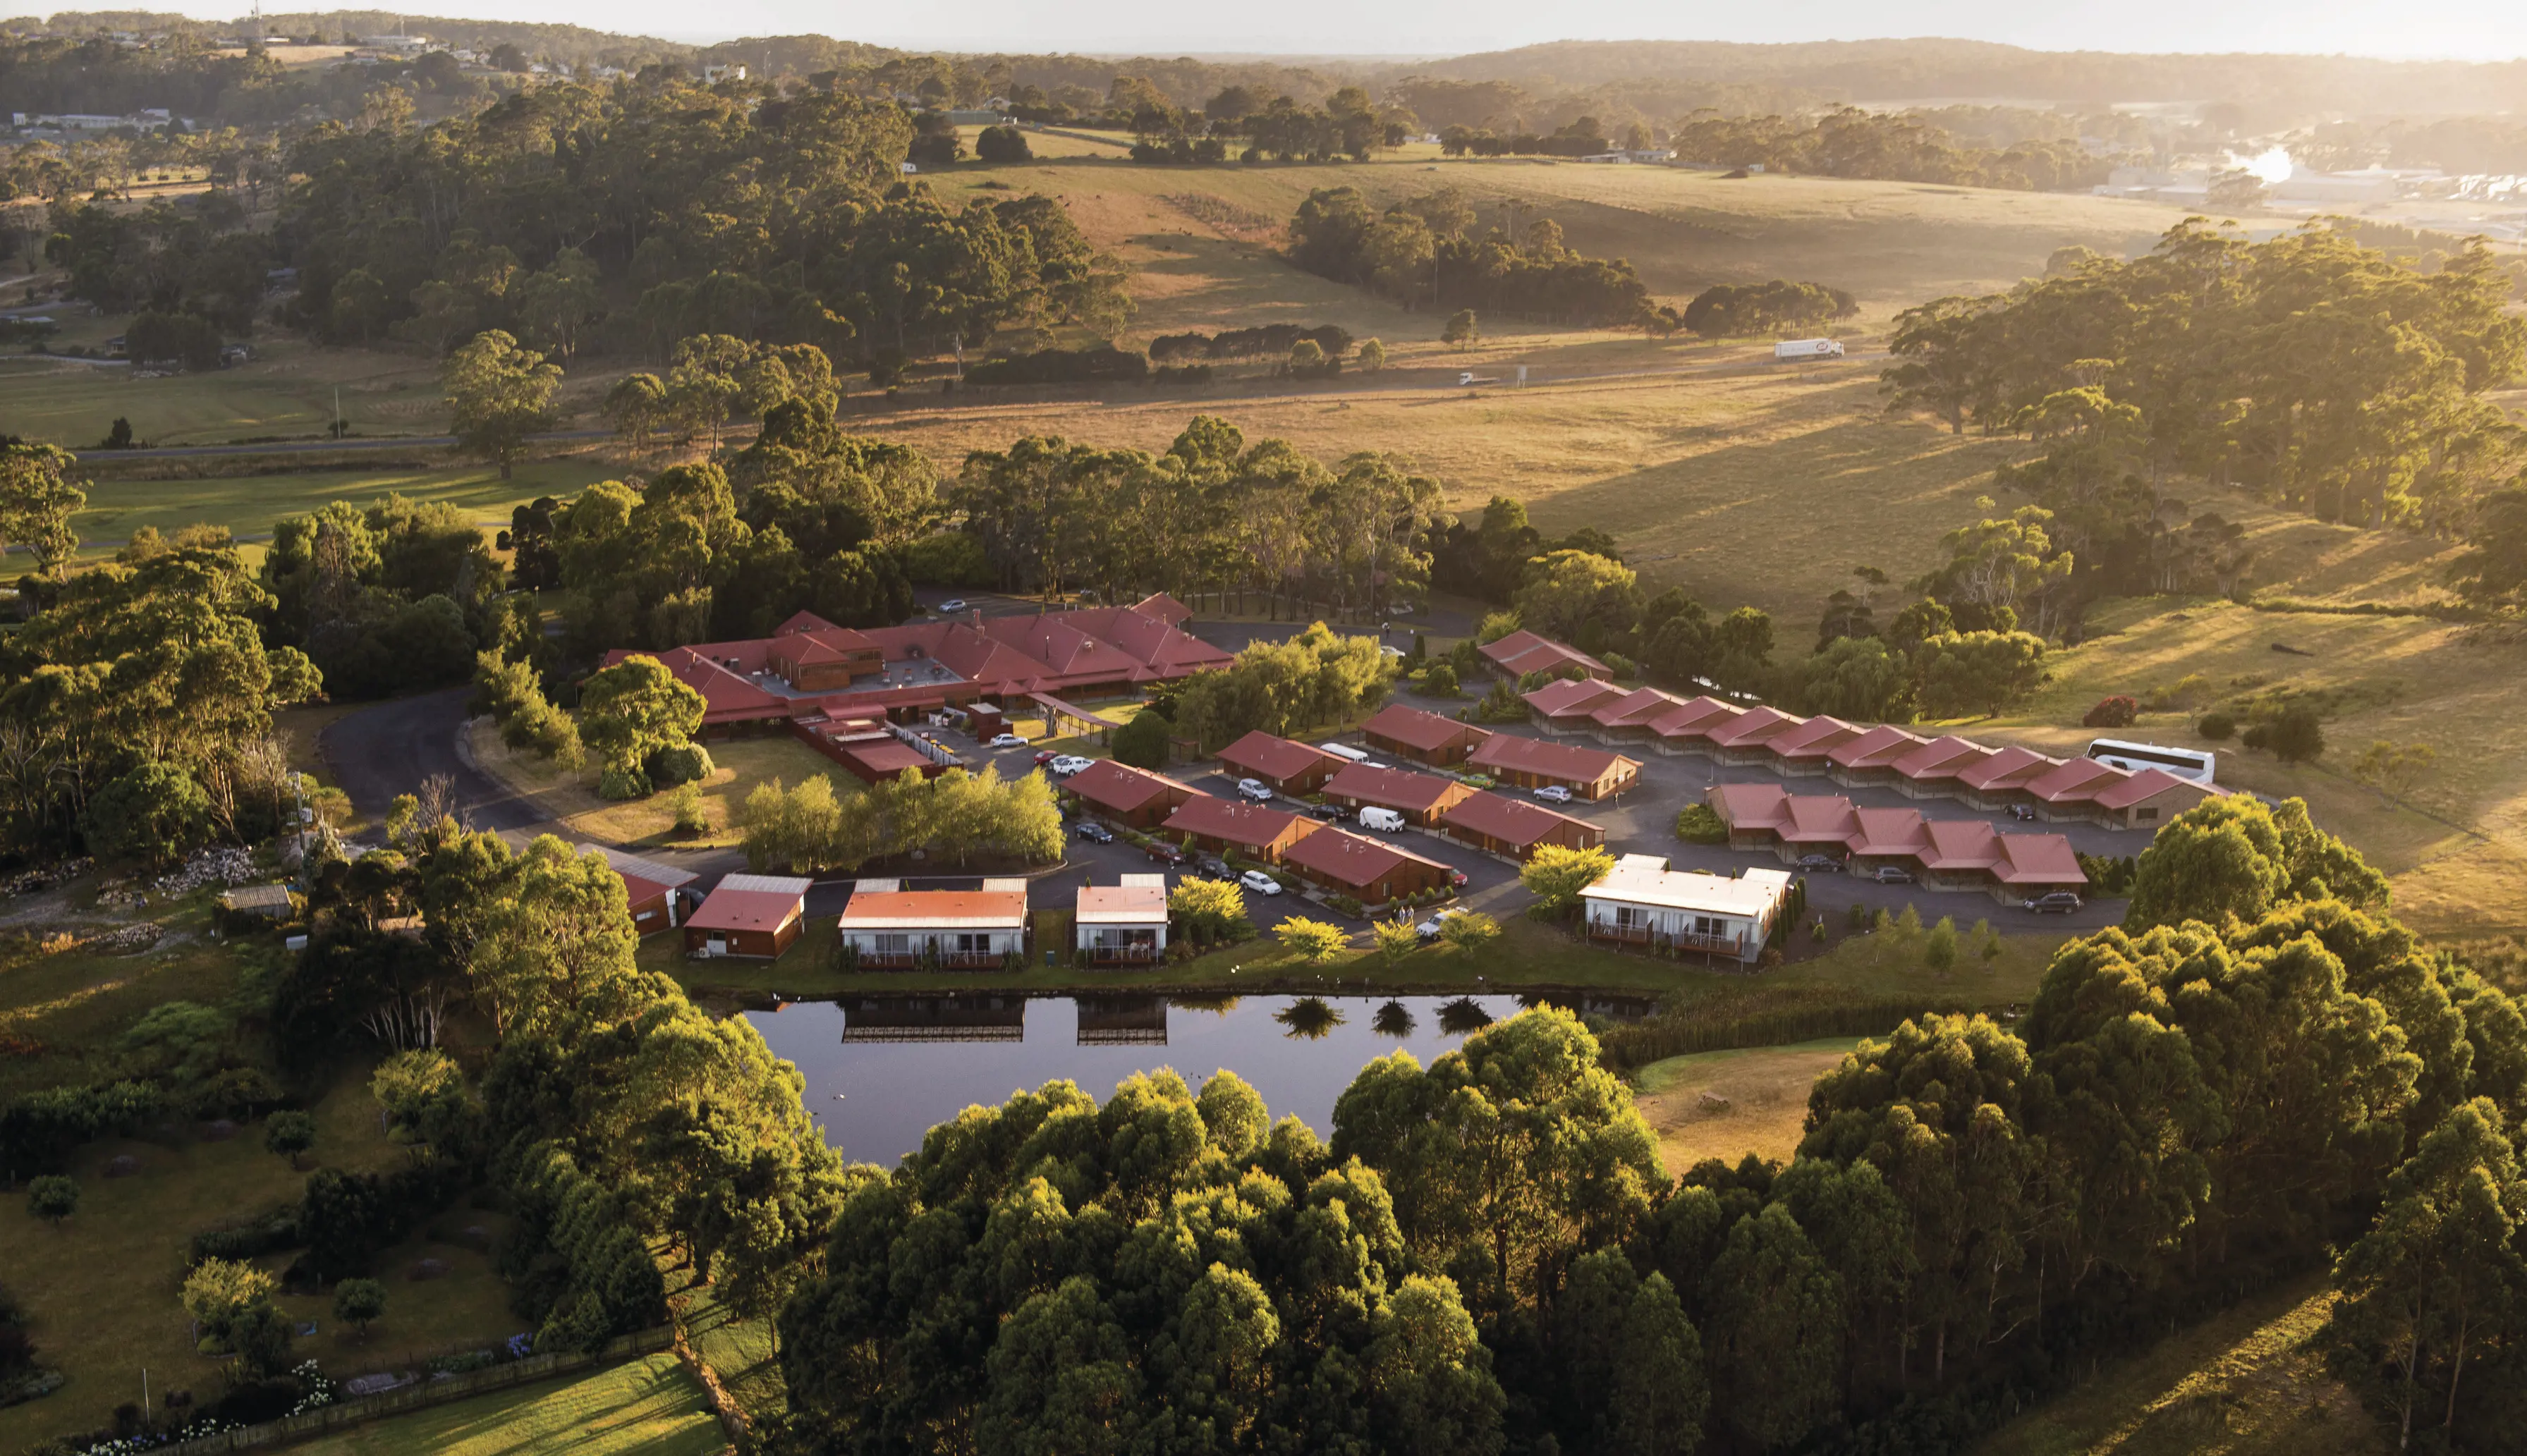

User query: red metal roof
[1217,731,1344,782]
[1892,735,1996,781]
[1161,795,1316,847]
[1590,685,1692,728]
[1707,706,1808,749]
[1324,763,1466,812]
[836,889,1030,928]
[1994,835,2088,885]
[1779,794,1862,843]
[1467,733,1639,783]
[1522,675,1627,718]
[1827,723,1928,769]
[1646,697,1747,742]
[1482,630,1610,678]
[1849,807,1932,856]
[1364,702,1491,752]
[1280,825,1448,888]
[1955,745,2059,792]
[1439,790,1600,848]
[1767,716,1863,760]
[2027,757,2131,805]
[1710,782,1794,831]
[1916,818,2004,871]
[1066,759,1200,814]
[2091,767,2209,811]
[686,886,806,934]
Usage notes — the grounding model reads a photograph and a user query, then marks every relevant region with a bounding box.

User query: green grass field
[4,338,447,450]
[69,458,623,552]
[284,1353,724,1456]
[468,723,861,849]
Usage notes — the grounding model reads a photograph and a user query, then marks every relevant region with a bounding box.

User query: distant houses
[1708,785,2090,902]
[1216,731,1346,794]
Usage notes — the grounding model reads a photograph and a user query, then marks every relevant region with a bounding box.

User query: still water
[746,992,1644,1167]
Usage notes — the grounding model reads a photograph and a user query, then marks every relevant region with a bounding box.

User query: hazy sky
[12,0,2527,60]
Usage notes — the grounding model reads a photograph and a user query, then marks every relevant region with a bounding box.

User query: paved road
[321,687,548,835]
[95,428,614,461]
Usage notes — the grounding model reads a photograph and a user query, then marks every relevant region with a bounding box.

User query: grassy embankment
[1628,1036,1863,1175]
[281,1353,724,1456]
[0,900,523,1446]
[1971,1275,2380,1456]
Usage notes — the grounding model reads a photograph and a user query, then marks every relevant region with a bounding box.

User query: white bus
[2085,738,2216,785]
[1318,742,1372,764]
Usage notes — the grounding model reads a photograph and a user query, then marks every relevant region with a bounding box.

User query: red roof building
[1321,763,1475,825]
[1707,706,1810,763]
[1706,788,2086,901]
[1765,716,1865,776]
[1160,796,1321,863]
[1279,826,1454,903]
[1889,736,1997,798]
[1216,732,1346,794]
[685,874,813,959]
[1437,790,1605,862]
[1954,746,2060,809]
[1645,697,1748,755]
[1363,703,1493,766]
[1523,675,1630,733]
[1066,760,1207,828]
[1825,725,1929,785]
[1466,733,1641,800]
[2085,769,2220,830]
[1588,686,1695,742]
[580,843,699,937]
[602,597,1233,733]
[1480,630,1612,681]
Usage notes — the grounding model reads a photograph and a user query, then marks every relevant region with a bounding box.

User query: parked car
[1306,802,1348,820]
[1458,773,1497,790]
[988,733,1028,748]
[1530,784,1574,804]
[1457,370,1475,386]
[1796,853,1845,873]
[1868,865,1916,884]
[1034,750,1057,765]
[1387,601,1419,616]
[1198,857,1234,879]
[1239,869,1284,896]
[1358,806,1407,833]
[2025,891,2085,914]
[1415,907,1464,939]
[1377,644,1405,659]
[1447,868,1469,888]
[1074,821,1115,844]
[1049,755,1093,776]
[1144,842,1188,865]
[939,598,968,613]
[1235,778,1276,802]
[2007,804,2037,821]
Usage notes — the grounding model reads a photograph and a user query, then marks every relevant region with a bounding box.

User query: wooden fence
[152,1327,673,1455]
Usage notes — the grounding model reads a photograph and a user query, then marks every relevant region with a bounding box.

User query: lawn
[0,1067,523,1448]
[1970,1275,2382,1456]
[0,911,256,1101]
[4,338,447,451]
[69,456,622,552]
[283,1353,724,1456]
[1972,594,2527,937]
[664,1264,786,1425]
[1630,1036,1859,1175]
[467,725,860,849]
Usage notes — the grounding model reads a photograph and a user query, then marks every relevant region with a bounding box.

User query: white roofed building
[1580,854,1794,965]
[1074,874,1169,966]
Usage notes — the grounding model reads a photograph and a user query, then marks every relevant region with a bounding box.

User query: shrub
[964,346,1150,386]
[2266,702,2326,763]
[1420,662,1460,697]
[668,781,709,833]
[2198,711,2237,740]
[597,765,651,800]
[647,742,714,788]
[1601,651,1638,680]
[2082,695,2138,728]
[1674,803,1728,844]
[264,1110,317,1169]
[1275,918,1348,963]
[27,1175,78,1229]
[1437,911,1500,950]
[1358,338,1385,370]
[1328,895,1365,918]
[332,1278,386,1335]
[1112,708,1176,769]
[975,125,1031,163]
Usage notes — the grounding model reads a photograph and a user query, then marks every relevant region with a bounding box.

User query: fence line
[154,1327,672,1455]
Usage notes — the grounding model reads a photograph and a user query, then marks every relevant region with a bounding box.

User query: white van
[1358,807,1407,833]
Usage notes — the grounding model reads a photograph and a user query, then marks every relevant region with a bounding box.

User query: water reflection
[746,992,1649,1168]
[1274,997,1344,1039]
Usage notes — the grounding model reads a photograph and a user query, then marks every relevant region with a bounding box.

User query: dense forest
[1289,185,1654,327]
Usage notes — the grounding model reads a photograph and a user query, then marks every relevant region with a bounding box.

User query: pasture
[1631,1036,1859,1175]
[284,1353,724,1456]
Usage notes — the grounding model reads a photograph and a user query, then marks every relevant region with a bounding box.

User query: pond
[745,991,1651,1167]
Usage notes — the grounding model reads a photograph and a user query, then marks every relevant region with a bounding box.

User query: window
[2137,807,2159,822]
[876,934,908,955]
[1614,905,1644,929]
[1693,915,1725,938]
